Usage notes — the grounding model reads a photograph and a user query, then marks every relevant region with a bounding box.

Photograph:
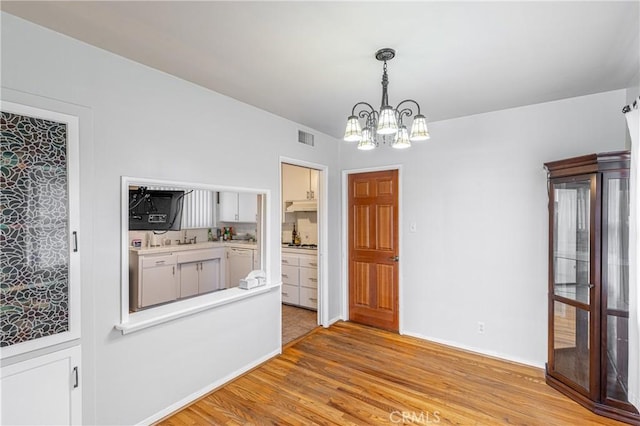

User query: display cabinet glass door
[601,174,631,406]
[550,175,595,395]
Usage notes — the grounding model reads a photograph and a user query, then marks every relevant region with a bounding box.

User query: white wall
[340,90,628,366]
[1,13,342,425]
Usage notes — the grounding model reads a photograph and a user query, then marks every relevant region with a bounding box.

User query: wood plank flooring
[158,321,626,425]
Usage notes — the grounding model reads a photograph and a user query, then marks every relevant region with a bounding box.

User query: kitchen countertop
[131,241,257,255]
[282,245,318,255]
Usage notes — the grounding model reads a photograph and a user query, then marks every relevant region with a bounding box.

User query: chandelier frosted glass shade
[377,106,398,135]
[343,115,362,142]
[392,126,411,149]
[357,127,376,150]
[344,48,429,150]
[409,114,430,141]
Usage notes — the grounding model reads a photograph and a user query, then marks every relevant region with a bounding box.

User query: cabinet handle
[309,278,317,282]
[282,292,288,296]
[155,260,166,264]
[282,260,288,264]
[72,231,78,253]
[309,297,317,302]
[172,266,175,275]
[309,263,317,267]
[73,366,79,388]
[282,274,288,278]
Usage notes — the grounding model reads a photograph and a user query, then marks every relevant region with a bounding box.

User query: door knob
[390,256,399,262]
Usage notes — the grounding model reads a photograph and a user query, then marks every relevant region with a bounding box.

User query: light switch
[409,222,417,233]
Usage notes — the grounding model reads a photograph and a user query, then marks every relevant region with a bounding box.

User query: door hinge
[72,231,78,252]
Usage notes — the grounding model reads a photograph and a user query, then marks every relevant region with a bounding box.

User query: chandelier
[343,48,430,150]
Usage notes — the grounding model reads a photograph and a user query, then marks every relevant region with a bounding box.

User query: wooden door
[348,170,399,331]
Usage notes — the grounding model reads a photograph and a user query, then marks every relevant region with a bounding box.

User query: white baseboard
[325,315,343,327]
[401,330,544,369]
[137,348,281,425]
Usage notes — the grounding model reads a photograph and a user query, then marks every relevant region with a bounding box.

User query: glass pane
[553,301,590,390]
[1,111,70,347]
[604,178,630,403]
[605,314,630,402]
[606,178,630,311]
[553,181,591,304]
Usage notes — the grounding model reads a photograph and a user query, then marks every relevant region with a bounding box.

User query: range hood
[285,199,317,212]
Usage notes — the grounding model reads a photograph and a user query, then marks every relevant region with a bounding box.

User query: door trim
[341,165,403,333]
[279,157,329,330]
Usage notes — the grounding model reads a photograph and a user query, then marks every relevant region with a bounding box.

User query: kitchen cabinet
[282,164,319,201]
[219,191,257,222]
[177,248,225,297]
[1,346,82,425]
[130,253,179,310]
[281,251,317,310]
[544,151,638,424]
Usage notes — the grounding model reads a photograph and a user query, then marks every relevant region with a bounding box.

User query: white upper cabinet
[282,164,318,201]
[219,192,257,223]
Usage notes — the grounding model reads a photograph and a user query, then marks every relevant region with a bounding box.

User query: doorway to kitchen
[280,159,326,345]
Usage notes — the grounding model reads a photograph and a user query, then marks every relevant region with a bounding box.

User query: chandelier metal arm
[350,101,376,117]
[394,99,422,117]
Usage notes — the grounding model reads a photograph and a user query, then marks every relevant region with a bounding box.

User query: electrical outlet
[477,322,485,334]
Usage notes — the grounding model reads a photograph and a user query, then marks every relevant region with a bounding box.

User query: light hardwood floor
[158,321,626,425]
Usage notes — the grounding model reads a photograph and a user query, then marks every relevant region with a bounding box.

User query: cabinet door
[179,262,199,298]
[141,264,178,307]
[549,175,596,397]
[1,345,82,425]
[601,173,632,406]
[1,104,80,358]
[281,264,299,286]
[282,164,310,201]
[238,193,257,222]
[218,192,238,222]
[300,266,318,289]
[299,287,318,310]
[199,258,222,293]
[309,169,319,200]
[281,284,299,305]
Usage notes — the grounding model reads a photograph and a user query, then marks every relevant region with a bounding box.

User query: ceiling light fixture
[344,48,430,150]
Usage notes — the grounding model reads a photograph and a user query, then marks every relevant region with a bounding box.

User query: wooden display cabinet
[544,151,638,424]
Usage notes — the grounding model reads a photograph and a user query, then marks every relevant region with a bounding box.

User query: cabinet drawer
[142,254,176,268]
[281,264,299,285]
[282,255,299,266]
[299,287,318,310]
[281,284,299,305]
[176,247,224,264]
[299,256,317,269]
[299,267,317,289]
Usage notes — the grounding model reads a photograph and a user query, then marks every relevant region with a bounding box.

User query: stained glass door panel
[1,102,80,357]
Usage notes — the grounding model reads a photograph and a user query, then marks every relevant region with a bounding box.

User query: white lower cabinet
[139,254,178,308]
[130,247,225,311]
[1,345,82,425]
[177,248,225,297]
[281,251,317,310]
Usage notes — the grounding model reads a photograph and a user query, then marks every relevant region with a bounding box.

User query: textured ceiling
[2,1,639,138]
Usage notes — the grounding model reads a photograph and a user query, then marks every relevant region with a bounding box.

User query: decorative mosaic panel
[1,111,70,347]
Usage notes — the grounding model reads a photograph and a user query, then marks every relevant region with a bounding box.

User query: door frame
[279,157,329,329]
[341,165,403,332]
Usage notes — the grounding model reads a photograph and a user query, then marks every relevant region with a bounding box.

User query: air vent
[298,130,314,147]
